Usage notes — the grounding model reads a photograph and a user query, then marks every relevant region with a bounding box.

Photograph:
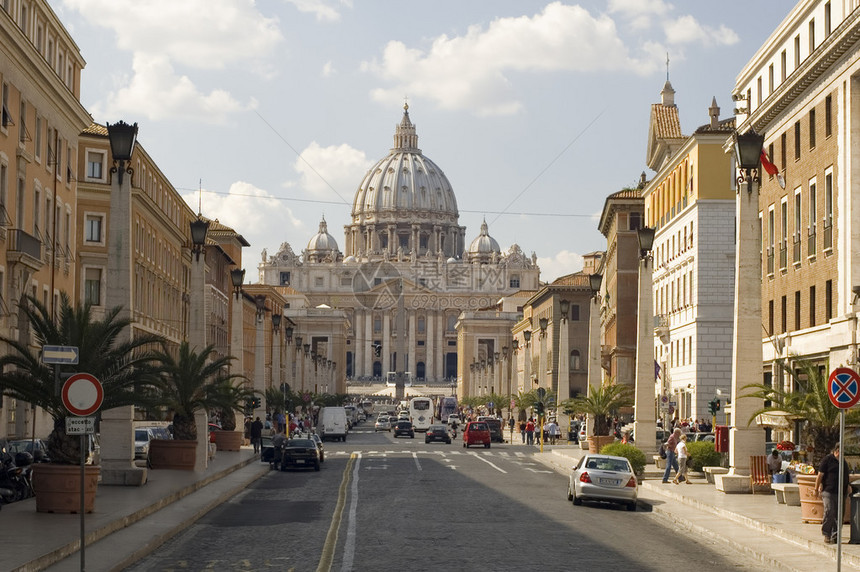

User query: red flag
[760,149,785,189]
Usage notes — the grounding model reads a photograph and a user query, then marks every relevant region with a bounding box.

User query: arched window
[570,350,581,371]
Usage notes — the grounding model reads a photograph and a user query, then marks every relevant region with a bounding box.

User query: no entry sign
[62,373,104,416]
[828,367,860,409]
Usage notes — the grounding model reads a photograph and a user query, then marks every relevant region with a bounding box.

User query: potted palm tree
[0,294,163,512]
[149,341,244,469]
[562,379,633,453]
[210,377,255,451]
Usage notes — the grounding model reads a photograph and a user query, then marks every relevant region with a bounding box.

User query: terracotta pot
[797,474,851,524]
[31,464,100,514]
[148,439,197,470]
[213,429,243,452]
[589,435,615,453]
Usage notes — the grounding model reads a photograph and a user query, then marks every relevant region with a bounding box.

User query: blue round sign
[828,368,860,409]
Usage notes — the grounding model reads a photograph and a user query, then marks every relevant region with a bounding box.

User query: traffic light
[250,397,261,409]
[535,402,544,417]
[708,400,716,416]
[714,399,721,411]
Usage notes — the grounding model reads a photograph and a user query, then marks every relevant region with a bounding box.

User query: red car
[463,421,491,448]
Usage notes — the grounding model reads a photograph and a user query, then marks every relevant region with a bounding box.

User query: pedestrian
[816,443,851,544]
[519,420,527,443]
[662,428,681,483]
[673,434,690,485]
[525,418,535,445]
[250,416,264,454]
[276,411,286,434]
[767,449,783,476]
[546,419,560,445]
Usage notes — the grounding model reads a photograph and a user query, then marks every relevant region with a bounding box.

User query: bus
[409,397,433,432]
[360,400,374,417]
[437,396,458,422]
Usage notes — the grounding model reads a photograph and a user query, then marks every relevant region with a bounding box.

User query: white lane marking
[497,451,510,457]
[515,452,525,457]
[340,453,361,572]
[469,452,507,473]
[412,452,422,471]
[527,467,552,474]
[447,465,458,470]
[365,465,388,470]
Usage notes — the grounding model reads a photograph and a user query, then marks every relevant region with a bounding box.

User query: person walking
[673,434,690,485]
[546,419,560,445]
[250,416,264,454]
[525,419,536,445]
[662,428,681,483]
[816,443,851,544]
[519,420,527,444]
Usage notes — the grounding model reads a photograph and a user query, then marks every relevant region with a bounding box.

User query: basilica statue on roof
[258,105,540,386]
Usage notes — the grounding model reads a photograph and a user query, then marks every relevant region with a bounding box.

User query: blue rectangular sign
[42,345,79,365]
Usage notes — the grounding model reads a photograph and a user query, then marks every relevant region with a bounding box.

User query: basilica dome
[351,104,458,224]
[306,217,340,262]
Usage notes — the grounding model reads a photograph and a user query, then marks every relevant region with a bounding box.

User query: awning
[755,410,795,429]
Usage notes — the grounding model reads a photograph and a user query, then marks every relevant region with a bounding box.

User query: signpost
[827,366,860,571]
[62,372,103,572]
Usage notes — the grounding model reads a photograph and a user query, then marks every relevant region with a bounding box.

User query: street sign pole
[837,407,845,572]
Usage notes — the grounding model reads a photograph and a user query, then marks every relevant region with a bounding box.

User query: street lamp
[106,120,138,185]
[585,272,604,442]
[522,329,531,395]
[189,218,210,262]
[634,225,657,456]
[557,300,571,433]
[538,317,548,392]
[230,268,245,299]
[253,294,267,418]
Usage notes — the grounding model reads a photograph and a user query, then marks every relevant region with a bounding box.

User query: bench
[772,483,801,506]
[702,466,729,484]
[750,455,772,494]
[653,455,666,469]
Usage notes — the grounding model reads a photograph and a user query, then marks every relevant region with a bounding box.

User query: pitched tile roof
[651,104,683,139]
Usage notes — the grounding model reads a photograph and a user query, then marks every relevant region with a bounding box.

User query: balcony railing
[767,249,774,275]
[8,228,42,259]
[824,223,832,251]
[779,245,787,270]
[792,238,801,265]
[808,230,816,257]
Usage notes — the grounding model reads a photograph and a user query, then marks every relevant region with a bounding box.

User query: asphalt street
[126,426,762,571]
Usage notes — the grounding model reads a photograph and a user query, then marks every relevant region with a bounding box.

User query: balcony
[779,245,787,270]
[792,238,801,265]
[654,314,669,344]
[807,229,816,257]
[766,249,774,276]
[7,228,44,271]
[824,223,832,251]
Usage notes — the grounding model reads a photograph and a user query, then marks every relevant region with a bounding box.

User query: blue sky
[56,0,792,282]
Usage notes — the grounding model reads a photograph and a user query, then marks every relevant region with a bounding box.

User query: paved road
[128,427,760,571]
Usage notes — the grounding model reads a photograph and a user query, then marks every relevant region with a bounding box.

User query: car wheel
[485,443,490,448]
[314,461,321,472]
[567,484,573,501]
[572,488,582,505]
[342,435,347,442]
[410,434,414,439]
[463,442,467,448]
[627,502,636,512]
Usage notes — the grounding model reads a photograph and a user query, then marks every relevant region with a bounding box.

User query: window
[810,285,816,327]
[509,275,520,288]
[794,34,801,68]
[19,99,26,144]
[781,295,787,333]
[418,317,425,333]
[35,116,41,161]
[825,280,832,321]
[794,121,801,160]
[1,82,9,128]
[570,350,581,371]
[824,169,833,250]
[571,304,580,321]
[85,215,102,242]
[86,151,104,180]
[825,95,832,137]
[825,2,831,37]
[794,291,801,331]
[809,108,816,148]
[84,268,102,306]
[314,276,323,287]
[757,76,762,106]
[630,211,641,230]
[768,300,774,335]
[768,64,774,94]
[279,271,290,286]
[0,162,6,222]
[780,50,786,82]
[809,19,816,53]
[794,188,801,243]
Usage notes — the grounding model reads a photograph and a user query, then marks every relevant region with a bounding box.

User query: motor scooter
[0,449,34,503]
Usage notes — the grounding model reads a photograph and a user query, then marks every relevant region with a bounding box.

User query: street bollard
[850,480,860,544]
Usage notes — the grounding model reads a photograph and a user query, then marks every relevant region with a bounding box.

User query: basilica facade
[258,106,541,388]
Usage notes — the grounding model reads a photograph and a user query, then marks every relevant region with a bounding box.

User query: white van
[318,407,349,442]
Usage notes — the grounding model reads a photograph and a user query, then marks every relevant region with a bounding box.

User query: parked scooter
[0,449,34,503]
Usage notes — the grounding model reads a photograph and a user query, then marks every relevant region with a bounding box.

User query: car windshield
[470,423,488,431]
[287,439,315,447]
[135,430,149,441]
[8,440,41,452]
[585,458,631,472]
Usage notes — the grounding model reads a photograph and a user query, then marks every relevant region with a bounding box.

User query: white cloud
[90,54,255,123]
[283,0,351,22]
[608,0,672,16]
[363,2,653,115]
[537,249,584,284]
[293,142,372,201]
[664,16,739,46]
[184,181,305,260]
[322,61,336,77]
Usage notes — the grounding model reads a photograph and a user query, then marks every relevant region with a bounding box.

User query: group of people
[515,418,561,445]
[241,412,318,454]
[660,428,692,485]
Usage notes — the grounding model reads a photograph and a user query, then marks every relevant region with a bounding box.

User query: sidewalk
[5,448,270,572]
[533,444,860,572]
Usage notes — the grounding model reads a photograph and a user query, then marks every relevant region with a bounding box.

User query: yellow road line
[316,453,356,572]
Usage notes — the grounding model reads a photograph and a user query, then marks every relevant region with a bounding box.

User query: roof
[651,104,683,139]
[82,123,108,137]
[551,273,591,287]
[693,116,736,134]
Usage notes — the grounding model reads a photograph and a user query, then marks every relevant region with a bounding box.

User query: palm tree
[151,341,244,440]
[561,380,632,437]
[210,377,255,431]
[0,294,164,464]
[742,357,860,466]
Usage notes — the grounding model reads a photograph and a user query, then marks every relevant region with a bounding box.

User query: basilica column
[426,311,435,383]
[354,310,364,379]
[408,311,416,378]
[365,311,374,377]
[383,311,391,375]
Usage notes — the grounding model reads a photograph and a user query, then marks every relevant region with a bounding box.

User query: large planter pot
[31,464,100,514]
[589,435,615,453]
[148,439,197,470]
[797,474,851,524]
[213,429,243,452]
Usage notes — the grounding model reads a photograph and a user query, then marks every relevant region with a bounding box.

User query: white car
[568,454,638,511]
[398,411,410,421]
[374,417,391,432]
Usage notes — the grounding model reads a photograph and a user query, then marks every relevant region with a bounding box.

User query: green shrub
[600,442,647,476]
[687,441,721,471]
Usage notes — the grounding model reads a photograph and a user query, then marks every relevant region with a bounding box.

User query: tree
[0,294,164,464]
[742,357,860,466]
[151,341,244,440]
[210,377,255,431]
[562,380,632,437]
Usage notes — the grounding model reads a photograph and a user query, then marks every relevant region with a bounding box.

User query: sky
[54,0,794,283]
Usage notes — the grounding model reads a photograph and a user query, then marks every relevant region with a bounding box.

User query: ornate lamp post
[634,226,657,455]
[188,216,210,471]
[101,121,145,486]
[718,129,767,493]
[586,273,603,440]
[271,312,282,410]
[538,317,549,392]
[523,329,532,395]
[294,336,303,392]
[253,294,267,419]
[493,351,501,396]
[557,299,571,435]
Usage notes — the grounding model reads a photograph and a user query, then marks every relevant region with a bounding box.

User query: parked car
[463,421,491,448]
[6,439,51,463]
[374,417,391,432]
[425,424,451,444]
[134,428,157,460]
[568,454,638,511]
[279,438,321,471]
[393,420,415,439]
[478,417,504,443]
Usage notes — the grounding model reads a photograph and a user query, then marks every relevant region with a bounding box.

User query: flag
[760,149,786,189]
[654,360,661,380]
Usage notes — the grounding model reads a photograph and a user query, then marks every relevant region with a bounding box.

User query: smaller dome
[468,219,500,259]
[343,255,357,264]
[306,217,340,263]
[446,257,458,264]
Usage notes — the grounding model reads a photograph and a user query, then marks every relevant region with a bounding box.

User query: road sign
[42,345,79,365]
[828,367,860,409]
[61,373,104,417]
[65,416,95,435]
